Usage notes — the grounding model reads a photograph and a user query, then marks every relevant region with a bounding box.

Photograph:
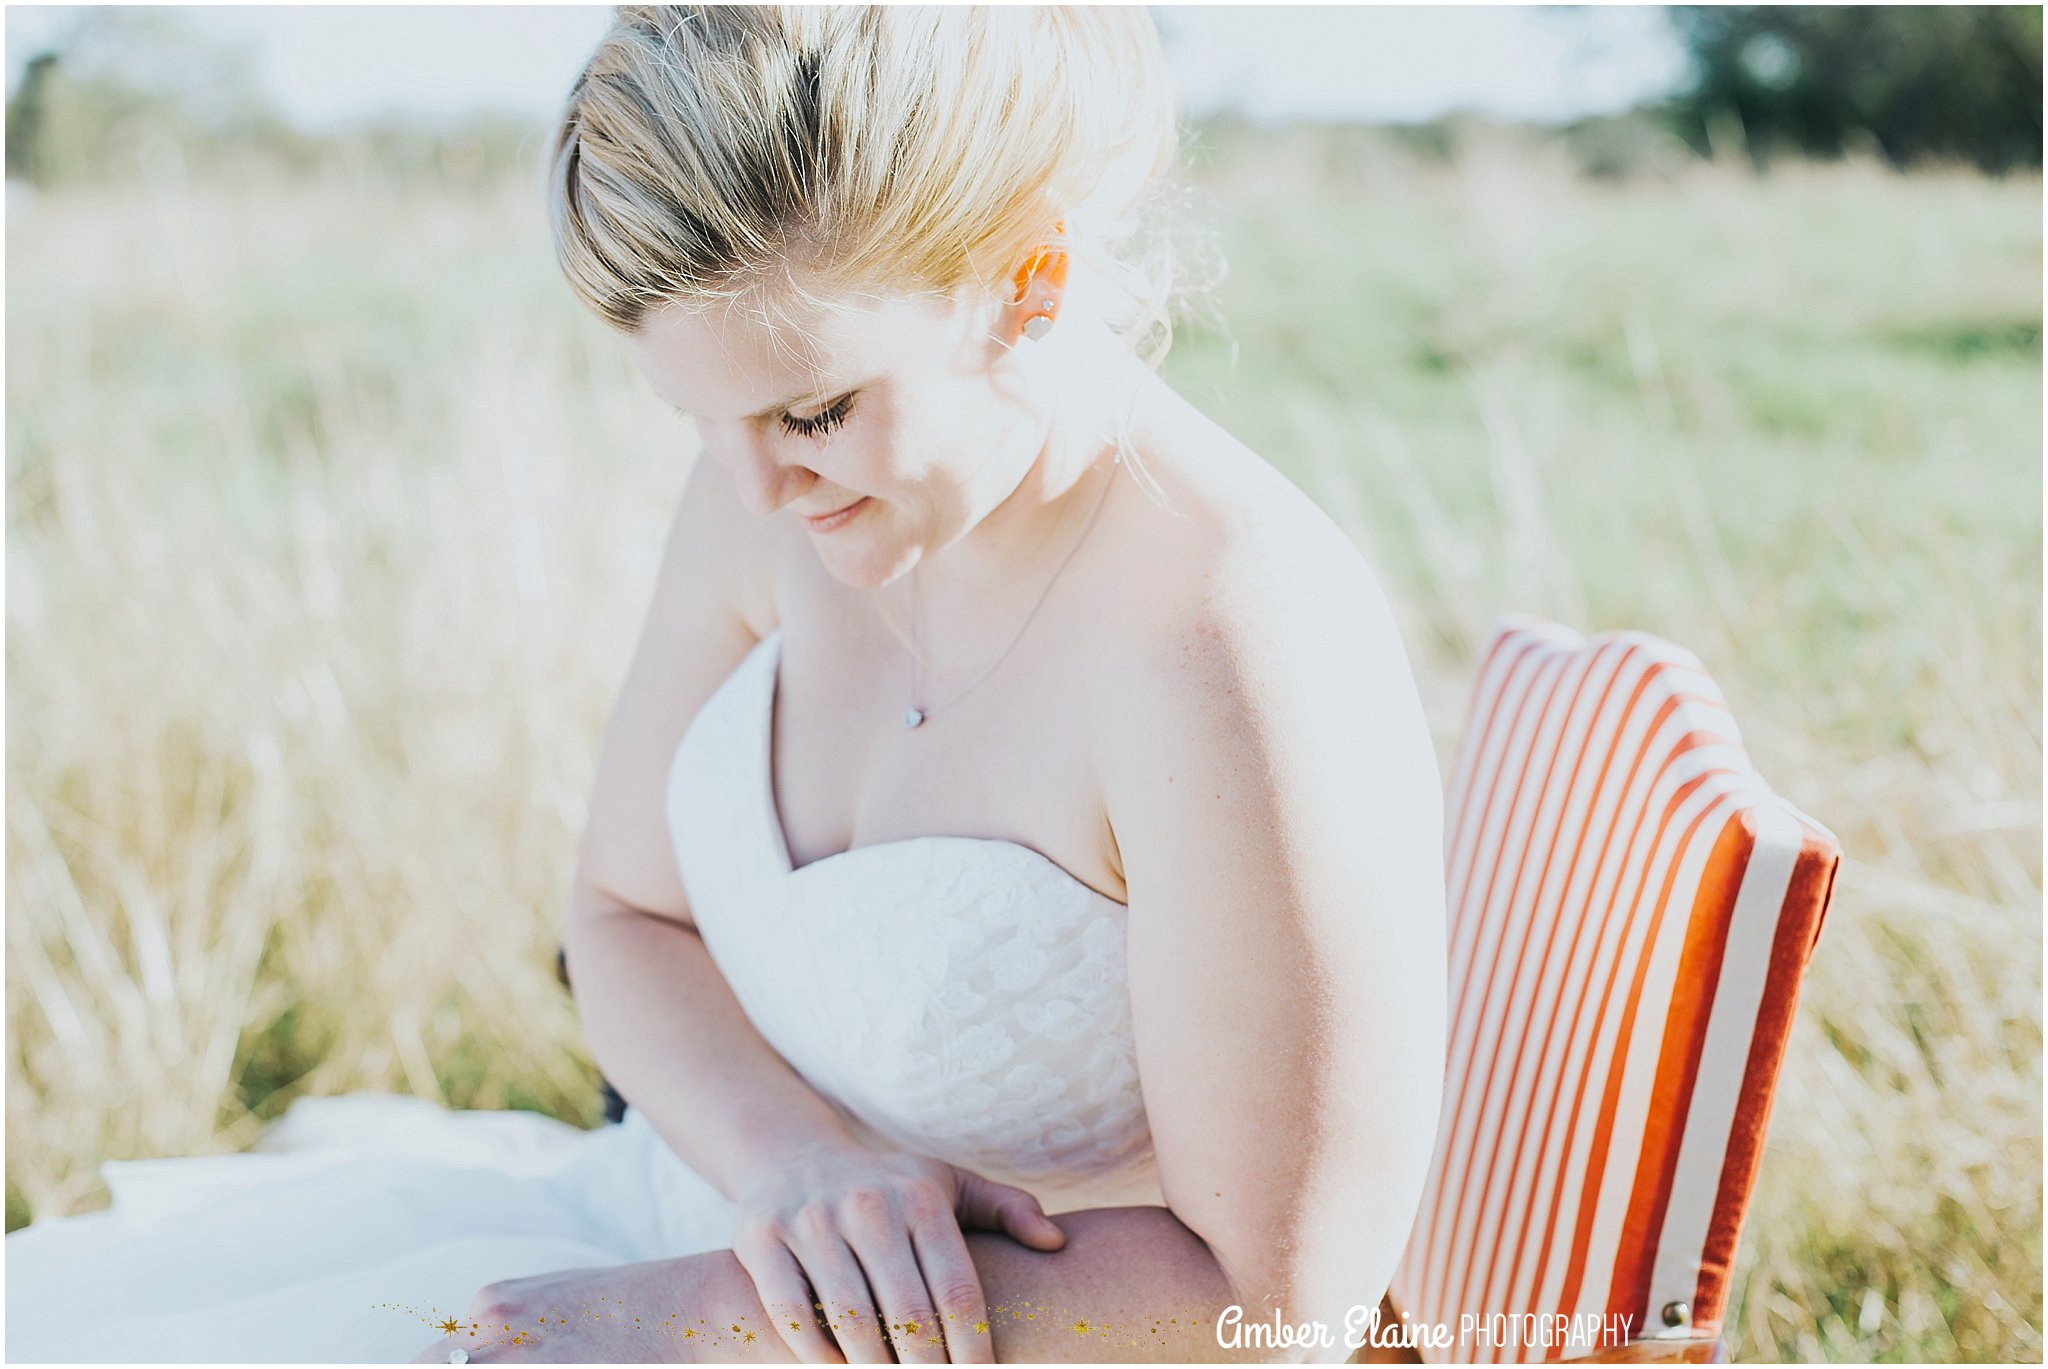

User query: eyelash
[780,394,855,439]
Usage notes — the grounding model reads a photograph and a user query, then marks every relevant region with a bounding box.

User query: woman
[7,7,1446,1363]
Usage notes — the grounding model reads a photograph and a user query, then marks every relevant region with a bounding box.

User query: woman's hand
[730,1139,1067,1364]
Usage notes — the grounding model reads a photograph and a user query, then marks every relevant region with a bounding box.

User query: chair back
[1384,615,1840,1363]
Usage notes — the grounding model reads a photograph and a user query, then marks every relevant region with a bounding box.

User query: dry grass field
[6,122,2040,1360]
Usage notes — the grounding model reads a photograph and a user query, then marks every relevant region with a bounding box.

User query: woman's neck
[946,329,1146,566]
[877,327,1152,654]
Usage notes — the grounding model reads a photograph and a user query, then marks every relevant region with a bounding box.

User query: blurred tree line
[1661,5,2042,172]
[4,8,534,191]
[5,5,2041,189]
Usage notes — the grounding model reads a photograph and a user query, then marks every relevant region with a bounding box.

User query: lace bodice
[664,630,1162,1214]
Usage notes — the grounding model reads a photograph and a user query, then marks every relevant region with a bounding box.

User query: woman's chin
[815,540,920,594]
[813,543,895,592]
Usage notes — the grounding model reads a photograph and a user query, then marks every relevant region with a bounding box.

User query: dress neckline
[755,629,1128,909]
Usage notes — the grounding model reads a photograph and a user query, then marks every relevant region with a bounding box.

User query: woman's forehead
[623,290,966,417]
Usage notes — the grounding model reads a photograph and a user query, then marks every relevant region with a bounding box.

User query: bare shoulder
[1103,424,1415,726]
[1095,420,1443,900]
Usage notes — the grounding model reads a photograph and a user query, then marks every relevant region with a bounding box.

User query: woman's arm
[1097,525,1450,1362]
[677,1204,1263,1362]
[562,451,860,1195]
[563,899,863,1200]
[428,1204,1270,1363]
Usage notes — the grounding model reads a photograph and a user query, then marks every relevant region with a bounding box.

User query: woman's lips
[803,496,870,532]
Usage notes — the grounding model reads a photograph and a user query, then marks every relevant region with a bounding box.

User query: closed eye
[780,393,855,439]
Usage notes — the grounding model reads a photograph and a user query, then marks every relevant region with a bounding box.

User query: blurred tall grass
[5,108,2040,1363]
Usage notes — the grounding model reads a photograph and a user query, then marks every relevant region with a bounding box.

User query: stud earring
[1022,298,1056,341]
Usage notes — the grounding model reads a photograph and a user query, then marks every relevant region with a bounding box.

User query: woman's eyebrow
[667,384,848,420]
[750,386,841,417]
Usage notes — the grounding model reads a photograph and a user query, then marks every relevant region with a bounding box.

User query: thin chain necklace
[898,449,1120,729]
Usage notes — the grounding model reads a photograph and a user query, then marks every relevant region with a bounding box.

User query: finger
[413,1326,510,1361]
[734,1237,848,1365]
[905,1205,996,1364]
[847,1219,950,1364]
[789,1232,894,1365]
[951,1172,1066,1251]
[414,1337,512,1364]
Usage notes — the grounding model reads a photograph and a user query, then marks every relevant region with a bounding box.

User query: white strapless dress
[7,629,1162,1362]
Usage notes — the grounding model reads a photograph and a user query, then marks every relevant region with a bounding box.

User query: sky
[4,5,1693,132]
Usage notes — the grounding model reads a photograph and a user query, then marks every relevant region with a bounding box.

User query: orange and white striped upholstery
[1386,615,1841,1362]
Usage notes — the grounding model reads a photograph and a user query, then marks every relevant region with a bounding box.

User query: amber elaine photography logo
[1214,1302,1638,1355]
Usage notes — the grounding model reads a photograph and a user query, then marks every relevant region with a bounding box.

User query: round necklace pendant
[902,707,925,729]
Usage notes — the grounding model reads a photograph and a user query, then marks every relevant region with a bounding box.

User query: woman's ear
[1008,220,1070,343]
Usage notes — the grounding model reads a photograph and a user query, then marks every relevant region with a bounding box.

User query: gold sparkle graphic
[375,1291,1218,1354]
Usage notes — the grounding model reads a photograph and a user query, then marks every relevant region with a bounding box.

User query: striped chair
[1356,614,1841,1365]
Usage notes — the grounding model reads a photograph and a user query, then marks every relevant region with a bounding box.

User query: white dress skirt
[9,1097,739,1361]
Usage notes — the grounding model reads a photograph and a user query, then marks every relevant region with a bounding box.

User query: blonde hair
[546,5,1225,507]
